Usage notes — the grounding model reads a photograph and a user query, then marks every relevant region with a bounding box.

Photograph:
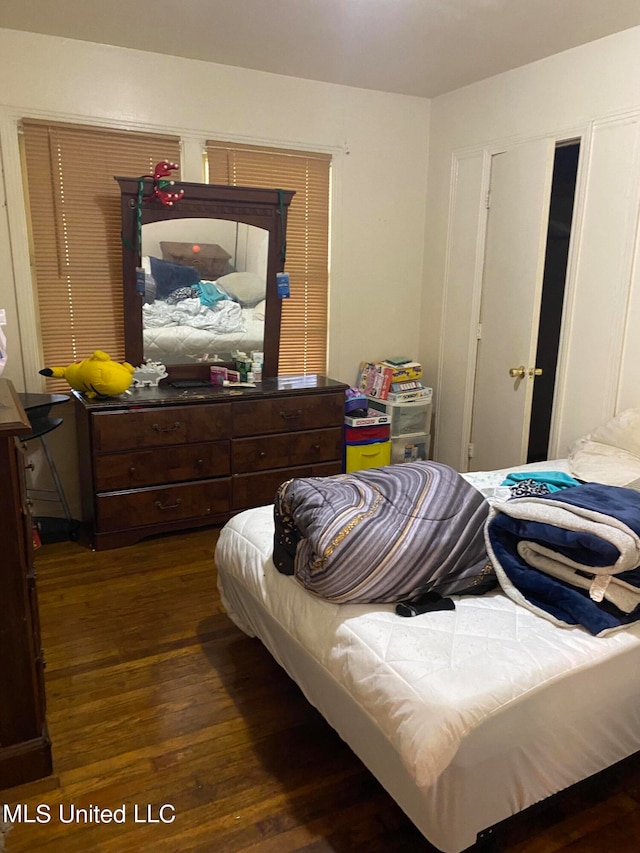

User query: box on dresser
[73,375,348,550]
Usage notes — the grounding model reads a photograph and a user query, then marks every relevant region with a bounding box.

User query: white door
[468,140,555,471]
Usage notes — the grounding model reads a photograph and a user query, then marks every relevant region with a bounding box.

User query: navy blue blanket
[485,483,640,636]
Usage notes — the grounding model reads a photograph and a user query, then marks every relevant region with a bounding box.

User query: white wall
[0,28,430,518]
[8,24,640,518]
[424,26,640,467]
[0,28,430,390]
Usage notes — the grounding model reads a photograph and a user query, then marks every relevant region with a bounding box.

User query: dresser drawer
[92,404,232,452]
[232,392,344,437]
[73,376,349,549]
[96,479,231,532]
[232,461,343,510]
[232,427,343,474]
[94,441,230,491]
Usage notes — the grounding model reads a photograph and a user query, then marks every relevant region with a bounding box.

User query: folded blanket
[485,483,640,636]
[274,461,495,604]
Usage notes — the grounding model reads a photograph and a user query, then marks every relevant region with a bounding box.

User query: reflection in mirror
[140,218,268,366]
[118,177,294,379]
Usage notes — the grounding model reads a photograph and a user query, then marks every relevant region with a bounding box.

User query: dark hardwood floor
[2,527,640,852]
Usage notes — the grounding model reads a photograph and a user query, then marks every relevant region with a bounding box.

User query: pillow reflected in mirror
[217,272,266,307]
[149,256,200,298]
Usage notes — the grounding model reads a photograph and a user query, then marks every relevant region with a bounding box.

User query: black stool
[18,392,73,524]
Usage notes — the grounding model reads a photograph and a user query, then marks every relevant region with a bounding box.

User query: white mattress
[143,305,264,364]
[215,460,640,852]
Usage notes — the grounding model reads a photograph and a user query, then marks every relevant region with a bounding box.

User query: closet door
[468,139,555,471]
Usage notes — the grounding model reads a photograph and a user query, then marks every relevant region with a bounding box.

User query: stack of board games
[356,357,429,402]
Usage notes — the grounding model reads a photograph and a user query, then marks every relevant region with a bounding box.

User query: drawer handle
[129,466,136,475]
[155,498,183,511]
[259,451,267,458]
[152,422,182,432]
[196,458,204,466]
[279,409,302,420]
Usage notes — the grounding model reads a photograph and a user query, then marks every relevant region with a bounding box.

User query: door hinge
[476,323,482,340]
[485,190,491,209]
[468,442,474,459]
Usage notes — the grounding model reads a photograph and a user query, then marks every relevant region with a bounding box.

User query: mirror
[117,177,294,380]
[141,218,268,366]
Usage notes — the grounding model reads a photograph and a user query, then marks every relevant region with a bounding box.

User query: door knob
[509,365,526,379]
[529,367,543,377]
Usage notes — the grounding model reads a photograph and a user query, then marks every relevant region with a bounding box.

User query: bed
[143,300,265,364]
[215,438,640,852]
[140,255,266,364]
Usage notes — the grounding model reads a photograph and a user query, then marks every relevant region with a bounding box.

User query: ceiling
[2,0,640,99]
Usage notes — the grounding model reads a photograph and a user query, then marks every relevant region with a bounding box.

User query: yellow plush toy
[39,350,135,398]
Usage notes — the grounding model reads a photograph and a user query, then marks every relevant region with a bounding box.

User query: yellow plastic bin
[346,441,391,473]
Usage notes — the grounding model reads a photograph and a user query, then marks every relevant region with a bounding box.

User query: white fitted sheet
[215,461,640,852]
[143,304,264,364]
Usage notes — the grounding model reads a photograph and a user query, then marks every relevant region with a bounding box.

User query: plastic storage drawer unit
[346,441,391,473]
[390,433,431,465]
[344,424,390,444]
[368,392,433,437]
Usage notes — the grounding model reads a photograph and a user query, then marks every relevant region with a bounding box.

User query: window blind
[206,141,331,375]
[21,119,180,387]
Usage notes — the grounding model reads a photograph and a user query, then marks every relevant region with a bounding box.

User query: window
[21,120,180,385]
[207,141,331,375]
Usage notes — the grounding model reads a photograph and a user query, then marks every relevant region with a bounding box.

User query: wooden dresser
[0,379,52,788]
[74,375,347,550]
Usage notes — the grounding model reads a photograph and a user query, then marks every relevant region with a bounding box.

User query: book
[383,356,413,366]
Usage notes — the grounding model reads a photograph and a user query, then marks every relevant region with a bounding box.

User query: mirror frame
[117,177,294,380]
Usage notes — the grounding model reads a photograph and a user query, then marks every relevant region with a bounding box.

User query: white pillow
[568,407,640,486]
[216,272,265,307]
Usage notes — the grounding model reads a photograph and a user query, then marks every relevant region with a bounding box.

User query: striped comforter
[273,461,494,604]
